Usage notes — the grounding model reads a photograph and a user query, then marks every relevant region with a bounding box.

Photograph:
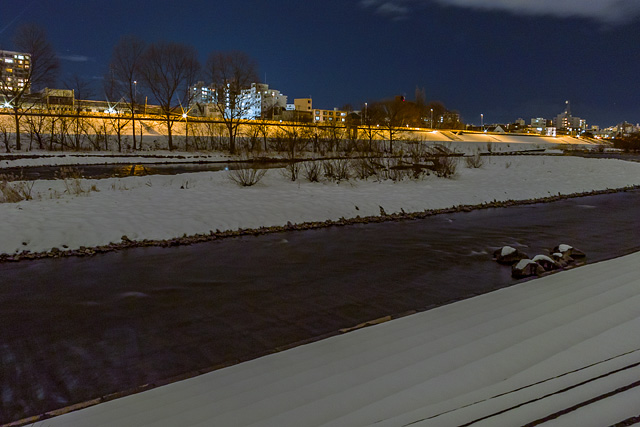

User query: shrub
[228,165,267,186]
[281,161,301,181]
[351,157,378,180]
[431,155,459,178]
[302,161,322,182]
[55,167,95,196]
[323,158,351,182]
[612,134,640,152]
[465,152,484,168]
[424,144,459,178]
[0,174,34,203]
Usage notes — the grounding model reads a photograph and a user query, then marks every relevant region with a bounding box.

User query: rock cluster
[494,244,586,278]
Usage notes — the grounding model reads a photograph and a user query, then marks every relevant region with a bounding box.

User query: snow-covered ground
[4,149,640,426]
[33,250,640,426]
[0,130,596,169]
[2,155,640,256]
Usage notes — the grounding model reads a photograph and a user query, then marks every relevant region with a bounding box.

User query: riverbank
[2,155,640,258]
[2,185,639,263]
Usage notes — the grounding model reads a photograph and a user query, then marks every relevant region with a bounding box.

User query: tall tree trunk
[227,122,235,154]
[117,116,122,152]
[13,110,21,151]
[166,113,174,151]
[185,119,189,151]
[131,109,136,151]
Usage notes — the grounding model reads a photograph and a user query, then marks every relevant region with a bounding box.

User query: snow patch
[501,246,517,257]
[558,244,573,253]
[533,255,554,263]
[515,259,536,269]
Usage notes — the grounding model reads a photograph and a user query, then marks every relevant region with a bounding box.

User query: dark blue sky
[1,0,639,127]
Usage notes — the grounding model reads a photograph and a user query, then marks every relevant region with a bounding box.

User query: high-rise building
[552,100,585,132]
[240,83,287,120]
[0,50,31,99]
[189,81,287,119]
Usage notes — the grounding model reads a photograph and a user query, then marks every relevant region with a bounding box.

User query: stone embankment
[1,185,639,263]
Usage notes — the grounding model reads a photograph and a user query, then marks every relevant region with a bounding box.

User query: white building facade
[240,83,287,120]
[189,82,287,120]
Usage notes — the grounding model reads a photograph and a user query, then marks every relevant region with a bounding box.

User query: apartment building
[1,50,31,99]
[313,108,347,123]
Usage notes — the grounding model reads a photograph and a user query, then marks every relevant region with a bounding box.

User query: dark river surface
[0,161,287,180]
[1,191,640,423]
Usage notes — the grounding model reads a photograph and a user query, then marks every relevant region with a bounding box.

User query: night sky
[1,0,639,127]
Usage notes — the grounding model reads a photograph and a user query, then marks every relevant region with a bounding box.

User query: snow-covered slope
[2,156,640,256]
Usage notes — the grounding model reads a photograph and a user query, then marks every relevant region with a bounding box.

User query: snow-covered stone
[512,259,545,278]
[553,244,586,259]
[551,252,571,268]
[494,246,528,264]
[532,254,560,271]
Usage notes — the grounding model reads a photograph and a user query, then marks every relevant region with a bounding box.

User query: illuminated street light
[364,102,367,124]
[481,113,484,130]
[430,108,433,129]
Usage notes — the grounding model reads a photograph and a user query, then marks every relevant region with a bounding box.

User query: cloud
[360,0,640,24]
[359,0,411,20]
[432,0,640,24]
[58,54,91,62]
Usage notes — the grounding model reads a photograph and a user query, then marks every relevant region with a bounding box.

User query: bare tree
[24,110,48,149]
[0,23,59,151]
[0,116,12,153]
[254,120,272,152]
[108,36,145,150]
[205,51,259,154]
[359,102,381,153]
[138,41,200,151]
[103,72,131,152]
[279,120,312,159]
[370,97,420,153]
[64,74,94,150]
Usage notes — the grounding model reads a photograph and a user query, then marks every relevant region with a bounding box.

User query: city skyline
[1,0,639,127]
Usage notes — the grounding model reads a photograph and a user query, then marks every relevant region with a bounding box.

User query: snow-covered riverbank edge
[2,156,640,259]
[1,186,639,263]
